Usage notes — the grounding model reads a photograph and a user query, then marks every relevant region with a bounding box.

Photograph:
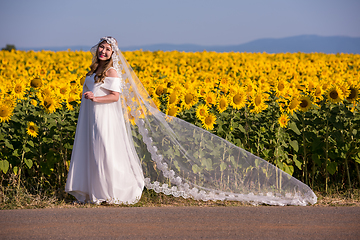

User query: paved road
[1,206,360,239]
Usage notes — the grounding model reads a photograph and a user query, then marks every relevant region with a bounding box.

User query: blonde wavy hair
[87,38,117,83]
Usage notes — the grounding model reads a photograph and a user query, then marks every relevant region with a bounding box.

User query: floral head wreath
[90,36,123,77]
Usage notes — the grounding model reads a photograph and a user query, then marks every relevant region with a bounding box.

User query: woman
[66,36,317,206]
[65,37,144,204]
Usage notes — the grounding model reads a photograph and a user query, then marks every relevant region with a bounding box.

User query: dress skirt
[65,75,144,204]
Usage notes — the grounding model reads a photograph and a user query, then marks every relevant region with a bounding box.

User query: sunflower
[13,82,26,99]
[204,92,216,107]
[18,68,27,76]
[182,91,198,110]
[39,68,47,77]
[306,79,316,92]
[154,84,166,97]
[202,113,217,130]
[167,90,180,105]
[68,64,74,72]
[275,79,288,97]
[30,99,37,107]
[30,77,42,89]
[287,97,299,115]
[230,91,247,110]
[169,82,185,94]
[126,107,136,126]
[258,82,271,93]
[219,77,228,86]
[346,86,359,102]
[278,114,290,128]
[42,97,57,113]
[66,95,77,111]
[244,81,256,96]
[135,106,147,119]
[326,86,343,103]
[219,83,229,95]
[228,84,240,96]
[166,105,179,117]
[198,86,209,98]
[80,76,86,86]
[298,96,312,112]
[0,104,13,123]
[312,85,323,101]
[339,84,351,100]
[196,104,209,120]
[1,96,16,108]
[250,93,268,114]
[39,87,53,100]
[26,122,38,137]
[27,67,35,76]
[57,82,70,100]
[203,75,214,85]
[216,96,228,113]
[46,74,53,81]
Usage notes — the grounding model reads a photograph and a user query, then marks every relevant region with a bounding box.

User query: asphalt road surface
[1,206,360,239]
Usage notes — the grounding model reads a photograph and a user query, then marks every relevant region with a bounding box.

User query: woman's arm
[84,68,120,103]
[84,91,119,103]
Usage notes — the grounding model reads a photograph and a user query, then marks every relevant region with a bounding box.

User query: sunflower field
[0,49,359,197]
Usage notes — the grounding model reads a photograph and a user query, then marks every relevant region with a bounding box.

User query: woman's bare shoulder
[106,68,118,77]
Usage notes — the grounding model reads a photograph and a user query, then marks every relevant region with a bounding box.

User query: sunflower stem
[344,156,352,189]
[301,114,308,185]
[342,129,352,189]
[17,148,26,190]
[355,162,360,188]
[244,106,250,150]
[325,112,329,193]
[311,160,315,189]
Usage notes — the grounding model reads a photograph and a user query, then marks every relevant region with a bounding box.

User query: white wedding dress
[65,71,144,204]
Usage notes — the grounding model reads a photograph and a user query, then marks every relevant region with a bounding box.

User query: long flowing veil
[91,37,317,206]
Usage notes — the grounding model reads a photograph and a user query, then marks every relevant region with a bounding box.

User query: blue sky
[0,0,359,49]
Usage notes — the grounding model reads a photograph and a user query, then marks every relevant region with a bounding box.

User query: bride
[65,36,317,206]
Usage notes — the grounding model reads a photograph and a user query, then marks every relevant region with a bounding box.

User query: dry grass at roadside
[1,187,359,210]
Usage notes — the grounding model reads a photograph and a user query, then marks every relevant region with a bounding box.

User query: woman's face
[97,41,113,61]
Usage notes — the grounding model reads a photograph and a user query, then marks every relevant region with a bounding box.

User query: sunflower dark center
[60,88,67,94]
[300,100,308,108]
[185,94,193,104]
[255,96,262,106]
[205,117,212,125]
[0,108,9,117]
[278,83,285,91]
[330,90,338,99]
[233,94,242,104]
[156,86,164,95]
[15,85,22,93]
[30,78,42,88]
[347,88,356,100]
[44,100,52,108]
[220,99,226,108]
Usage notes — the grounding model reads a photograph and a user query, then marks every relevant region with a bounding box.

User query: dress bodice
[84,74,123,96]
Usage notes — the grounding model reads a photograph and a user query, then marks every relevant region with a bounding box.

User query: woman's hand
[84,91,96,101]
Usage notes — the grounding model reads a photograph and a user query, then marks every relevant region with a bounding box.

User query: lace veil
[90,37,317,206]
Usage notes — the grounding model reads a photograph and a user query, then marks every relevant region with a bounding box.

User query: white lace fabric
[85,37,317,206]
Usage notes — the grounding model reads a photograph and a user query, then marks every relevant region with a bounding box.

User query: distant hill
[18,35,360,54]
